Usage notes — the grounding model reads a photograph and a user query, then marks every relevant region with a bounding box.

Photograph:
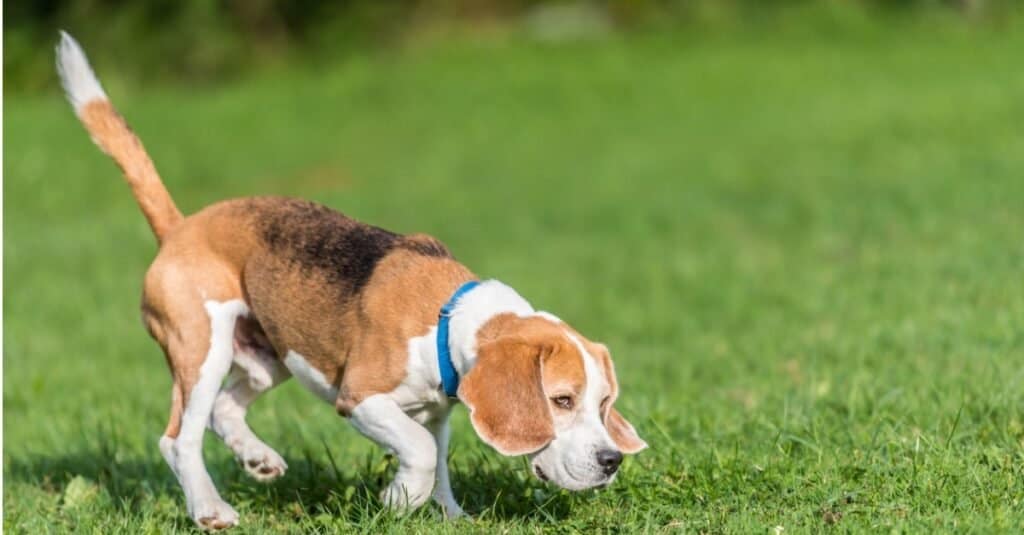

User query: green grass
[5,22,1024,533]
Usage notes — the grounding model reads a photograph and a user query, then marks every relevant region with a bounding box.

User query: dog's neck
[445,279,534,386]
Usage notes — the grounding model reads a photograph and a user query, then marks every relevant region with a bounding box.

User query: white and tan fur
[56,32,646,531]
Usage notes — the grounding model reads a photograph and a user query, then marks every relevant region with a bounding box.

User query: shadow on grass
[4,442,576,526]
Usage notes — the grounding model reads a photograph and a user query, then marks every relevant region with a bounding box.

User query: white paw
[442,502,467,519]
[380,478,433,511]
[239,442,287,482]
[433,491,467,519]
[191,498,239,531]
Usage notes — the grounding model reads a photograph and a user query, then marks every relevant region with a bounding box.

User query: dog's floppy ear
[458,336,555,456]
[605,407,647,453]
[592,342,648,453]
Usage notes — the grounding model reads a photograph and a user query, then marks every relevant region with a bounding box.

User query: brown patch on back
[459,315,587,455]
[256,198,404,301]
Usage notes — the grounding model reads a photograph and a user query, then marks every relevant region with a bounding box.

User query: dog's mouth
[534,465,549,482]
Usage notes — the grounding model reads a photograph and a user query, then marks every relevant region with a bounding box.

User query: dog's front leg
[425,414,466,518]
[349,394,437,510]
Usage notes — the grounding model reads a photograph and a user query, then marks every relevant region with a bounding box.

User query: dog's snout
[596,449,623,475]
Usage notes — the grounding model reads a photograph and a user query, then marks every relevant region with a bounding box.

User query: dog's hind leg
[156,298,248,531]
[211,330,291,481]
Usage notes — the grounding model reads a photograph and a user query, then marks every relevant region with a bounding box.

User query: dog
[56,32,646,530]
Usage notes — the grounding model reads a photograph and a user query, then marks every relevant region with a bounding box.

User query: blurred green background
[5,1,1024,533]
[5,0,1021,92]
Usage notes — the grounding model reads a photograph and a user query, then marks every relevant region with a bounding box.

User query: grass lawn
[5,21,1024,533]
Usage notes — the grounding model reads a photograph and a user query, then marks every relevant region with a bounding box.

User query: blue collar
[437,280,481,398]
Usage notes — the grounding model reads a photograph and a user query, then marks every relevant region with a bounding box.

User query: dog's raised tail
[56,31,182,242]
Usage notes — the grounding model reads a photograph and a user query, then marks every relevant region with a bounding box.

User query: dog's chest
[385,327,453,424]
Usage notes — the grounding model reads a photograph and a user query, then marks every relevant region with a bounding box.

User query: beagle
[56,32,646,530]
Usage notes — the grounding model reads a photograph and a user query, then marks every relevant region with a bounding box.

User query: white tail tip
[56,31,107,113]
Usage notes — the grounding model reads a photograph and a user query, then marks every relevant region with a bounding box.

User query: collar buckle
[436,280,481,399]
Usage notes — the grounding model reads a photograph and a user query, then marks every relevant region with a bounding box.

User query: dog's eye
[551,395,574,410]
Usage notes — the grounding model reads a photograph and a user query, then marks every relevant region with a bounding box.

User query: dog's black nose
[596,449,623,475]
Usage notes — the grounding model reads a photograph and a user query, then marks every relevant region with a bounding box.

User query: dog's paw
[442,502,468,520]
[433,492,467,519]
[380,479,432,511]
[191,499,239,531]
[239,442,287,482]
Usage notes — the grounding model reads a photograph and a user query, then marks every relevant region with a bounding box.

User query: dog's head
[458,315,646,490]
